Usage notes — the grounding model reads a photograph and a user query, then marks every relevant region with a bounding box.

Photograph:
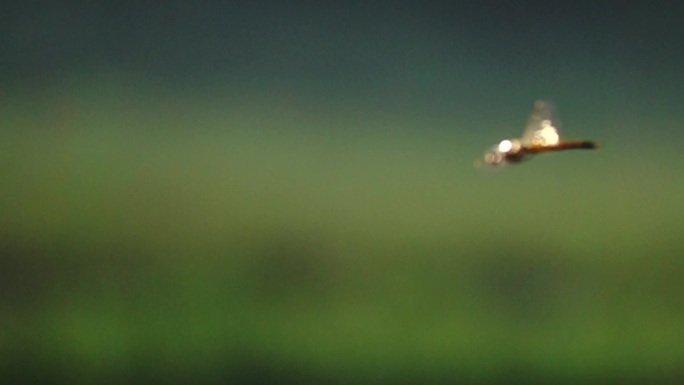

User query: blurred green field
[2,83,684,383]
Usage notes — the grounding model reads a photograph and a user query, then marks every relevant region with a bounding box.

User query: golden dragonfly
[475,100,598,168]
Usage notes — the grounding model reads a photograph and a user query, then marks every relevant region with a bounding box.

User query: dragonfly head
[482,139,523,166]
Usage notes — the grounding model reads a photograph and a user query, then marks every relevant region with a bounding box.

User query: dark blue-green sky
[2,2,683,117]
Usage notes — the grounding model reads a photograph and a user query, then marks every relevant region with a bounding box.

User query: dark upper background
[2,1,683,122]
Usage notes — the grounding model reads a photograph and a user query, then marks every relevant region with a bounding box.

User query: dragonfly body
[477,100,598,167]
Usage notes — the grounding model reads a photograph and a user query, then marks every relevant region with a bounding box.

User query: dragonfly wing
[520,100,561,147]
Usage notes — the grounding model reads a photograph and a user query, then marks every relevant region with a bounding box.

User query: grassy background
[2,79,684,383]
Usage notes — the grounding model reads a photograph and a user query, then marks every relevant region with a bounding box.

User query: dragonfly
[475,100,598,168]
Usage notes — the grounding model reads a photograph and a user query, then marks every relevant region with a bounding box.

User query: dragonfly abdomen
[524,140,599,154]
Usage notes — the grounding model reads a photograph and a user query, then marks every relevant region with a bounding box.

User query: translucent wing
[520,100,561,147]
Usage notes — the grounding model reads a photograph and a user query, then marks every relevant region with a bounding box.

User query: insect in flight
[475,100,598,168]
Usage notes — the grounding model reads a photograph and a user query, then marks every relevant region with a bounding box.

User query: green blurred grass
[2,84,684,382]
